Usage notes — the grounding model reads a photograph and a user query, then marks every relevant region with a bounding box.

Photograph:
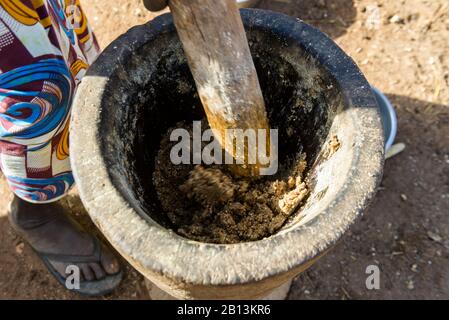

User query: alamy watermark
[65,265,80,290]
[365,265,380,290]
[169,121,278,175]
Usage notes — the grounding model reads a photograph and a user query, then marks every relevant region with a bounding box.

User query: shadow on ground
[257,0,357,39]
[289,95,449,299]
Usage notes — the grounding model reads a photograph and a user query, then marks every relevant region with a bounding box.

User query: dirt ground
[0,0,448,299]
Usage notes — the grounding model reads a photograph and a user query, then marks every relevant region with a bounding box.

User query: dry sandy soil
[0,0,448,299]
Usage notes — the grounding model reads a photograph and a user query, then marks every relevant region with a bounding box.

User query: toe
[100,246,121,275]
[89,262,106,280]
[81,264,95,282]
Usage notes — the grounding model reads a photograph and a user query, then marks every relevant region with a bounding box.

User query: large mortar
[71,9,384,299]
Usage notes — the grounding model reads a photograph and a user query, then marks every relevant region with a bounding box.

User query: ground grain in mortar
[153,122,309,244]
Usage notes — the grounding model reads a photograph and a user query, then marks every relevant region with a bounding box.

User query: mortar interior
[100,27,347,239]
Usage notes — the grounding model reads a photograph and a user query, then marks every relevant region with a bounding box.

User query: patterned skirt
[0,0,99,202]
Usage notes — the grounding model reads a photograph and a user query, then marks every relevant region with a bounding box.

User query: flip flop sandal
[7,200,122,296]
[34,237,123,296]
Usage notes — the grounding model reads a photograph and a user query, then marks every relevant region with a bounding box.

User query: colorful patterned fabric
[0,0,99,203]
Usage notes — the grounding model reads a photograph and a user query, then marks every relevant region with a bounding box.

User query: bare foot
[8,196,121,284]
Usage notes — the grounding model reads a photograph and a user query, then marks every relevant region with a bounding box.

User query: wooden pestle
[168,0,272,177]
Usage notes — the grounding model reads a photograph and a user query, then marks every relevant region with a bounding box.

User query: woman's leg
[0,0,120,291]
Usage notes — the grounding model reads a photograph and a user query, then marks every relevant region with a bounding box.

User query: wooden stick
[169,0,271,176]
